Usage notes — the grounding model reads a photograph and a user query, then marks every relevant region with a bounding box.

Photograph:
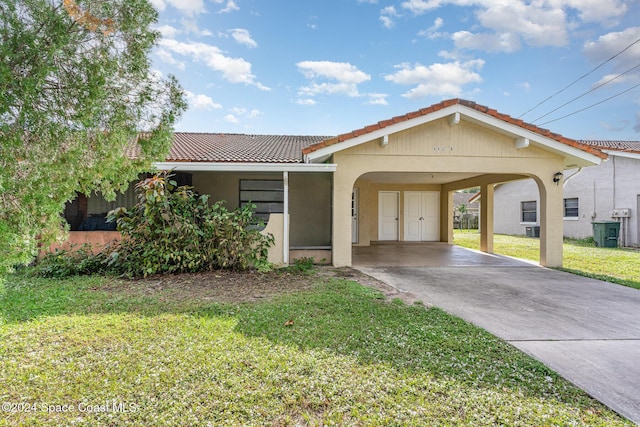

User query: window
[521,201,537,223]
[240,180,284,223]
[564,197,579,218]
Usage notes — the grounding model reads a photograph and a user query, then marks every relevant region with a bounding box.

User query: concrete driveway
[354,244,640,424]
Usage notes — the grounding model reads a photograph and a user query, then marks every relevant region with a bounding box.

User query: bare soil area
[96,266,424,306]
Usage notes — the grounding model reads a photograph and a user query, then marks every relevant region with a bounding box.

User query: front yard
[0,269,632,426]
[454,231,640,290]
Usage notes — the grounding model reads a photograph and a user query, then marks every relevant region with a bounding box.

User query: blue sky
[150,0,640,140]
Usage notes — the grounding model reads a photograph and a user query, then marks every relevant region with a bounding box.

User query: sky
[150,0,640,141]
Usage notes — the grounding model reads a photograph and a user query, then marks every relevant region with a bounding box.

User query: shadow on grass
[0,272,607,411]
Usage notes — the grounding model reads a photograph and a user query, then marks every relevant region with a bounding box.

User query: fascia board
[153,162,337,172]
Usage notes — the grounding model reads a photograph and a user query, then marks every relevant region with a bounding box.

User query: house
[63,99,607,267]
[493,141,640,247]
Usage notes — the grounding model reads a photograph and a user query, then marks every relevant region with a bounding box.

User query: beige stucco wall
[331,117,566,267]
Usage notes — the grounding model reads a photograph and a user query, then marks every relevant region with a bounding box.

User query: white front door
[351,189,359,244]
[378,191,399,241]
[404,191,440,241]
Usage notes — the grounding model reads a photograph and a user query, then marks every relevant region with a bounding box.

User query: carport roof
[302,98,607,162]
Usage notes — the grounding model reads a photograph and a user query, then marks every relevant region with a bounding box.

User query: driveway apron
[356,248,640,424]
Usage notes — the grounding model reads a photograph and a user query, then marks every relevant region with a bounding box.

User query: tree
[0,0,186,276]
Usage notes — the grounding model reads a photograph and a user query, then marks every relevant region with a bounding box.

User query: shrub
[33,171,274,278]
[32,246,106,278]
[105,171,273,277]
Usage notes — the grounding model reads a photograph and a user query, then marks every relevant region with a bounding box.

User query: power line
[518,35,640,119]
[531,62,640,123]
[538,81,640,126]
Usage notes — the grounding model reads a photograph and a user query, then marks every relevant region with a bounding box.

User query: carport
[303,99,606,268]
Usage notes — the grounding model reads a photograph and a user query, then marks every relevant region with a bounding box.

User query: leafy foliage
[0,0,186,277]
[30,246,106,278]
[105,171,274,277]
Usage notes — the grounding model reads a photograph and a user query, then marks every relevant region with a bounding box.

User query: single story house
[493,141,640,247]
[64,98,607,267]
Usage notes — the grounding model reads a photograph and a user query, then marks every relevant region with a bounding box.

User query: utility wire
[538,81,640,126]
[531,62,640,123]
[518,35,640,119]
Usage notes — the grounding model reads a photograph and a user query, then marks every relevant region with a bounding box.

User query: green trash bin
[591,221,620,248]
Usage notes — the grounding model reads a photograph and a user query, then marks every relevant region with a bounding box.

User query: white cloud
[400,0,630,53]
[296,61,371,98]
[150,0,166,12]
[452,30,522,53]
[215,0,239,13]
[583,27,640,73]
[518,82,531,92]
[247,109,262,119]
[296,98,317,106]
[401,0,443,15]
[384,59,484,99]
[367,93,389,105]
[166,0,206,17]
[418,17,444,39]
[564,0,628,24]
[380,6,399,29]
[229,28,257,48]
[156,49,186,70]
[185,91,222,110]
[159,39,270,90]
[223,114,239,123]
[156,24,180,38]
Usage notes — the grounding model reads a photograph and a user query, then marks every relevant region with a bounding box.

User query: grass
[453,230,640,289]
[0,272,632,426]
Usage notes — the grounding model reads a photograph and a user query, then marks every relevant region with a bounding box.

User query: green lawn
[0,272,632,426]
[454,231,640,289]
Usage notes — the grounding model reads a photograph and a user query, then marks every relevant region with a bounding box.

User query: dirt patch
[96,266,426,306]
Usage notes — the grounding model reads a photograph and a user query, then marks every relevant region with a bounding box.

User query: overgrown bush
[34,172,274,278]
[106,171,274,277]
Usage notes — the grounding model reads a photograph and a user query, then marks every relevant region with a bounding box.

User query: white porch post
[480,183,494,253]
[283,171,289,265]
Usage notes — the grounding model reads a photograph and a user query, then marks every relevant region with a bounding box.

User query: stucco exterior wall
[494,154,640,246]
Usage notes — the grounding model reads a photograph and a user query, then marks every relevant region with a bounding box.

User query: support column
[283,171,289,265]
[440,189,454,244]
[480,183,494,253]
[538,178,564,267]
[332,169,354,267]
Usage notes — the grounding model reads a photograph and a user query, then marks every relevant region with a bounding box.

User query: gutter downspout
[562,167,583,187]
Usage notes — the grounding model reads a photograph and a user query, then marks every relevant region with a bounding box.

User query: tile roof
[166,133,332,163]
[302,98,607,159]
[578,140,640,154]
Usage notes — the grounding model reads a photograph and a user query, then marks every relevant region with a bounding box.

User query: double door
[404,191,439,241]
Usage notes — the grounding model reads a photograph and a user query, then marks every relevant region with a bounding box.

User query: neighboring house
[453,191,480,229]
[62,99,607,267]
[493,141,640,247]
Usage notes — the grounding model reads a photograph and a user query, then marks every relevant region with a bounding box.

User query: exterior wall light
[553,171,563,185]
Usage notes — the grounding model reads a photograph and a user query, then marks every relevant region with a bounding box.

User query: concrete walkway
[354,244,640,424]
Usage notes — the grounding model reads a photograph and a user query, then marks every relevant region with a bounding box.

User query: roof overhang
[304,103,604,169]
[153,161,337,173]
[602,150,640,160]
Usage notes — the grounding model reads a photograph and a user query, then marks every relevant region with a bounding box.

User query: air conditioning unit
[611,208,631,218]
